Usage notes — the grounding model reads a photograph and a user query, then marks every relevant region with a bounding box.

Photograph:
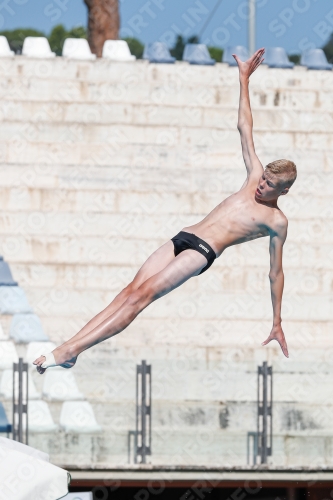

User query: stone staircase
[0,56,332,468]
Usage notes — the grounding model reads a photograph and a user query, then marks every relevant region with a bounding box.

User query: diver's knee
[126,284,154,311]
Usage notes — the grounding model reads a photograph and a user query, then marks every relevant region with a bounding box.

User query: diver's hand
[262,323,289,358]
[233,48,265,79]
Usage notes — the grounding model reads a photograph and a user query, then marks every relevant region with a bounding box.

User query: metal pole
[148,363,152,455]
[270,366,273,456]
[248,0,256,55]
[257,361,273,464]
[18,358,23,443]
[135,364,140,464]
[12,366,16,441]
[135,360,152,464]
[141,360,147,464]
[13,358,28,444]
[257,365,260,461]
[25,360,29,445]
[262,361,267,464]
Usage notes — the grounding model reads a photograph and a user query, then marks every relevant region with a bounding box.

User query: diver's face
[255,172,289,201]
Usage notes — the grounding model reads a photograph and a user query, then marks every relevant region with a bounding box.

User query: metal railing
[257,361,273,464]
[12,357,28,444]
[135,360,151,464]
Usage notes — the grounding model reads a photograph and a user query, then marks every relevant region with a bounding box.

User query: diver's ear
[280,186,289,196]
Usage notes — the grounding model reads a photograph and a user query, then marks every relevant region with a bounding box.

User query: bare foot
[33,345,77,374]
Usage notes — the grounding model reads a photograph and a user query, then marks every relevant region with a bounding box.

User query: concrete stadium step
[2,101,333,133]
[36,335,333,371]
[1,57,332,92]
[0,185,331,220]
[14,274,333,320]
[0,73,332,111]
[0,65,333,109]
[29,427,333,468]
[0,383,316,436]
[1,212,332,244]
[1,122,333,152]
[17,309,333,350]
[0,140,327,170]
[0,186,215,215]
[70,356,333,404]
[39,359,252,403]
[0,165,330,201]
[9,261,332,296]
[1,230,332,269]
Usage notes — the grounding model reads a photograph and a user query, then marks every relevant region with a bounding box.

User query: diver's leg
[34,249,206,373]
[34,241,176,370]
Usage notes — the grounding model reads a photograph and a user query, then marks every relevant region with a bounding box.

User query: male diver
[34,48,296,373]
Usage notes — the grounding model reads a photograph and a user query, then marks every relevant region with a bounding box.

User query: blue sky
[1,0,332,54]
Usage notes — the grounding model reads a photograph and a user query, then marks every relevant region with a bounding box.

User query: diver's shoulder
[272,208,288,234]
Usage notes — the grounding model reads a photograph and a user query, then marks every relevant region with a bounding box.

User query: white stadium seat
[0,369,40,399]
[0,341,18,369]
[62,38,96,60]
[0,36,14,57]
[43,370,84,401]
[0,286,32,314]
[10,313,48,343]
[22,37,55,58]
[0,322,7,340]
[102,40,135,61]
[60,401,101,433]
[28,400,58,432]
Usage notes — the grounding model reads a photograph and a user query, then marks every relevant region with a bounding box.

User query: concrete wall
[0,56,332,468]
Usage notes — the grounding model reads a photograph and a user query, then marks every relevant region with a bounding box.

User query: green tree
[48,24,87,55]
[323,33,333,63]
[0,28,45,53]
[123,37,144,59]
[170,35,222,62]
[68,26,87,39]
[48,24,66,55]
[170,35,199,60]
[208,46,223,62]
[288,54,300,65]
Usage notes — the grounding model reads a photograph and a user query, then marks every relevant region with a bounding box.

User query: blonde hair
[265,159,297,187]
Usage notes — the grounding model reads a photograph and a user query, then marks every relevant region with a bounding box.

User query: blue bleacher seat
[183,44,215,65]
[0,401,12,437]
[264,47,294,69]
[301,49,332,70]
[0,286,32,314]
[143,42,175,64]
[10,313,48,343]
[0,258,17,286]
[223,45,248,66]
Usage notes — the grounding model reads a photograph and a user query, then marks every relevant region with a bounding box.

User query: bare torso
[183,180,284,257]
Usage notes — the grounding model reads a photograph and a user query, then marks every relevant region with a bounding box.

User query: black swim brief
[171,231,216,275]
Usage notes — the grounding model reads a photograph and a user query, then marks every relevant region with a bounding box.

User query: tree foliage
[208,46,223,62]
[0,28,44,53]
[322,33,333,63]
[48,25,87,55]
[0,26,225,63]
[123,37,144,59]
[170,35,223,62]
[0,25,87,55]
[288,54,300,65]
[170,35,199,60]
